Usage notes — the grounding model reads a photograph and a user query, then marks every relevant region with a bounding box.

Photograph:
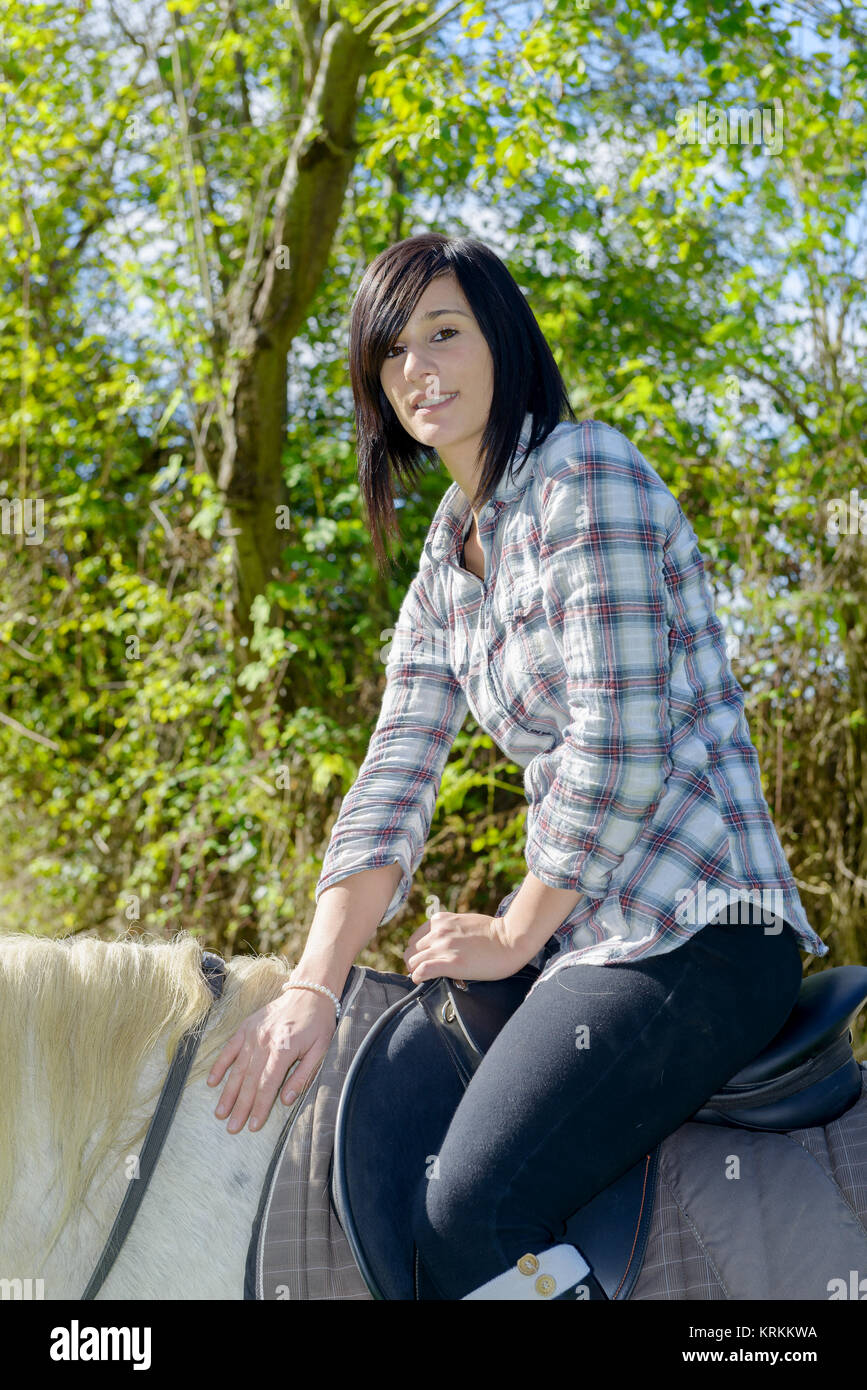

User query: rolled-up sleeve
[524,431,674,899]
[314,574,468,923]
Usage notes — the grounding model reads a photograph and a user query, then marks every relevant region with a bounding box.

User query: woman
[208,232,828,1300]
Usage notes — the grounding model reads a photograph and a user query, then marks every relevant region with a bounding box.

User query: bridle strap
[80,950,227,1299]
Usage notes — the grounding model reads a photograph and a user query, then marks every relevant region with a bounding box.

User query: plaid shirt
[315,415,827,994]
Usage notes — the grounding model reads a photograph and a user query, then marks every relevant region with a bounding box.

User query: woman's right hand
[207,985,338,1134]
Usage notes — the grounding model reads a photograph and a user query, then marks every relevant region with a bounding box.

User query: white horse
[0,930,295,1300]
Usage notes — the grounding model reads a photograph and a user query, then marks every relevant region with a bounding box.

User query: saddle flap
[332,982,472,1300]
[332,969,542,1300]
[563,1149,659,1300]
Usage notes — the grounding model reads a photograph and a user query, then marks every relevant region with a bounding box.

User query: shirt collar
[427,412,537,567]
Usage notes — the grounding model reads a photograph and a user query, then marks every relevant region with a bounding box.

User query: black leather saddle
[331,961,867,1301]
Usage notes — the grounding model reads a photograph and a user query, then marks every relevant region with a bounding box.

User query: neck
[445,467,484,533]
[437,434,485,517]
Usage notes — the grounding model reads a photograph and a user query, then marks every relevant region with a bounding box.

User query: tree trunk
[215,3,454,651]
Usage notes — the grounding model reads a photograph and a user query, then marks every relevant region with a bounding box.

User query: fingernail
[284,1091,296,1106]
[249,1117,259,1131]
[216,1106,226,1117]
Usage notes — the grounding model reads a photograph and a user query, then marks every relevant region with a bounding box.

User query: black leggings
[410,905,804,1299]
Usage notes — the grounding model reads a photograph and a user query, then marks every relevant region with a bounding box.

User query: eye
[383,326,458,360]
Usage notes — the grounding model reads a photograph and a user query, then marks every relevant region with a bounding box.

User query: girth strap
[80,950,227,1299]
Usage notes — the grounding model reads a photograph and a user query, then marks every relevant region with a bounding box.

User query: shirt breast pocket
[504,588,562,674]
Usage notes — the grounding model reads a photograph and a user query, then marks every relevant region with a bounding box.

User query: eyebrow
[418,308,473,321]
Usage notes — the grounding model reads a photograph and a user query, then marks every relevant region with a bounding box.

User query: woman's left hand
[403,911,524,983]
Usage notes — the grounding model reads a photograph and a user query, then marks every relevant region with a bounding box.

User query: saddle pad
[245,965,413,1300]
[631,1062,867,1300]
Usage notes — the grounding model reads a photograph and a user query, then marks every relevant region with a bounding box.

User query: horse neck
[3,1008,289,1300]
[91,1054,290,1300]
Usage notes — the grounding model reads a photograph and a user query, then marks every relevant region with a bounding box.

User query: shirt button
[517,1253,539,1275]
[535,1274,557,1297]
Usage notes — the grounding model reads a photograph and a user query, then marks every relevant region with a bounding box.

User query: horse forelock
[0,929,291,1262]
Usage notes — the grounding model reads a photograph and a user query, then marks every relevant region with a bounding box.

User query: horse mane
[0,929,292,1258]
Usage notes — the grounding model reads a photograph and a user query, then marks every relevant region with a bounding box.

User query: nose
[401,345,438,389]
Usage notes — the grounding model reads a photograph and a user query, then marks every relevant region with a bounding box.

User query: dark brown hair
[348,232,575,572]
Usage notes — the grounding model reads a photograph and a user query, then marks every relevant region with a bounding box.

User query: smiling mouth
[414,393,458,412]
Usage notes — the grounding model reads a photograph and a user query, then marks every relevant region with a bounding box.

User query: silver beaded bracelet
[280,978,341,1021]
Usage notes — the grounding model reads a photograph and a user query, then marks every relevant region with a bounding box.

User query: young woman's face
[378,271,494,467]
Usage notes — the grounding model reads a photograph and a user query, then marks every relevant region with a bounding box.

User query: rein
[81,950,227,1300]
